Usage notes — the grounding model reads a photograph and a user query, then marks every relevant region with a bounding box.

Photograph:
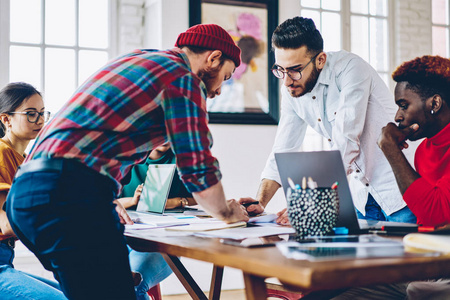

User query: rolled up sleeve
[161,76,221,193]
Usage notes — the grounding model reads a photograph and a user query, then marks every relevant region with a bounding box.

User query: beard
[197,65,221,99]
[288,65,320,98]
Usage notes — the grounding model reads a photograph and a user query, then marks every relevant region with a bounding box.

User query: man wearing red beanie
[5,23,247,300]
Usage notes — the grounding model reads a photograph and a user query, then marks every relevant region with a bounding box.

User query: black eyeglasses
[271,52,320,81]
[8,111,51,123]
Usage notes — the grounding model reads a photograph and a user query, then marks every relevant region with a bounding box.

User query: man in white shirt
[240,16,417,224]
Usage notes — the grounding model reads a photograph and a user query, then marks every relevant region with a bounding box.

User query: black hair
[271,17,323,54]
[405,82,449,106]
[0,82,41,137]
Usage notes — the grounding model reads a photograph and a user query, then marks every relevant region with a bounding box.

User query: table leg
[209,265,224,300]
[162,253,208,300]
[243,272,267,300]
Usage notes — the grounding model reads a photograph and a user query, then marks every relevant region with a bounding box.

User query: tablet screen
[136,164,176,214]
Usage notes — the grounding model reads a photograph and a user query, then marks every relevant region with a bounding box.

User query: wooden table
[125,230,450,300]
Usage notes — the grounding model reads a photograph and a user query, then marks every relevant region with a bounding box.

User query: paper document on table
[165,220,246,232]
[248,213,277,223]
[125,227,193,237]
[124,222,188,230]
[195,225,295,239]
[125,211,193,229]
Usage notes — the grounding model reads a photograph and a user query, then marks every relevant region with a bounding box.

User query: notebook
[274,150,418,234]
[136,164,177,214]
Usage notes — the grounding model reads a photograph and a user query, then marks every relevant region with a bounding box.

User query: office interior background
[0,0,449,296]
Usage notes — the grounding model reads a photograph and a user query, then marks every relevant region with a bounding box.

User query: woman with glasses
[0,82,65,299]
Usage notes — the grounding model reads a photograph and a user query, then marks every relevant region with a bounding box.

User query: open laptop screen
[136,164,176,214]
[274,150,360,233]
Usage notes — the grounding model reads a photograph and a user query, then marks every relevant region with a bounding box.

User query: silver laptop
[136,164,177,214]
[274,150,417,234]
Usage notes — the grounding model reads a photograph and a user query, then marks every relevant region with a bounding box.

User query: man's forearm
[193,181,229,219]
[256,179,281,208]
[380,145,420,194]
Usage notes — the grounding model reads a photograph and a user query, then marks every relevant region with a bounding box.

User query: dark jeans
[6,159,136,300]
[356,194,417,223]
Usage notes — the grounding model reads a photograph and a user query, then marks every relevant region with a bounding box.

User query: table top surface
[125,230,450,291]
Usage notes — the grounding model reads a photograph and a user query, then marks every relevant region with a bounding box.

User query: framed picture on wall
[189,0,279,125]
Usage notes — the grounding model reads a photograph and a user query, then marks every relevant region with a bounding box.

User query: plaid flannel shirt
[28,48,221,193]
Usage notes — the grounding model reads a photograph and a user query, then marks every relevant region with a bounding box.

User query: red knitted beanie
[175,24,241,67]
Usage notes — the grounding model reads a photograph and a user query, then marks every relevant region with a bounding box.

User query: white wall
[394,0,432,66]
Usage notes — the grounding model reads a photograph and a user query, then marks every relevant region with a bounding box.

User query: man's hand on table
[222,199,249,223]
[238,197,265,216]
[113,199,134,225]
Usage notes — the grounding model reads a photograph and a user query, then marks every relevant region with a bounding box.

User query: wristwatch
[180,198,189,207]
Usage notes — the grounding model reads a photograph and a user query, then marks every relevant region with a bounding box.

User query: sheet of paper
[195,225,295,239]
[125,227,193,237]
[124,222,189,230]
[165,220,247,232]
[249,213,277,223]
[126,211,193,228]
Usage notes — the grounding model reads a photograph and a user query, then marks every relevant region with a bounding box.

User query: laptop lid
[274,150,361,234]
[136,164,177,214]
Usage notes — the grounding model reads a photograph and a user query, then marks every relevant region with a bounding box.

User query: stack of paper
[248,213,277,223]
[125,211,194,230]
[195,225,294,239]
[165,220,247,232]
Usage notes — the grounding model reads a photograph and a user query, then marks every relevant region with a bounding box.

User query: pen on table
[381,225,435,233]
[369,230,412,236]
[132,218,143,224]
[242,201,260,208]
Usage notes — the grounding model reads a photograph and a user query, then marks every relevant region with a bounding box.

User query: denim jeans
[356,194,417,223]
[6,159,136,300]
[0,243,66,299]
[128,246,172,300]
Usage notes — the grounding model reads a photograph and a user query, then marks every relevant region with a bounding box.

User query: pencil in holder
[287,187,339,239]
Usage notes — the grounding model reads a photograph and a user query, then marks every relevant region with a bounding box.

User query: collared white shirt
[262,50,415,215]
